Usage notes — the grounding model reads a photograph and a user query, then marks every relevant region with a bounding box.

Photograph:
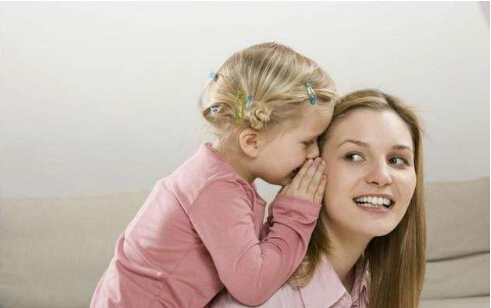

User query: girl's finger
[313,175,327,205]
[290,159,312,189]
[278,183,290,195]
[307,160,325,194]
[299,158,321,191]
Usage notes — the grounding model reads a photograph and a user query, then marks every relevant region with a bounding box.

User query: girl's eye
[388,156,408,166]
[303,140,315,146]
[344,153,364,162]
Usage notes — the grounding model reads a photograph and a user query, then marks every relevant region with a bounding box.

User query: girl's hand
[279,158,327,205]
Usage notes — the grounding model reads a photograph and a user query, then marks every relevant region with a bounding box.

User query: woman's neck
[325,222,372,284]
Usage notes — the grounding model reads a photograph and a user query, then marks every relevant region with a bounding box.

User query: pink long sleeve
[90,143,321,308]
[189,179,321,306]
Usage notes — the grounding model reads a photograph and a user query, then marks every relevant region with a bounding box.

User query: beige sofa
[1,178,489,308]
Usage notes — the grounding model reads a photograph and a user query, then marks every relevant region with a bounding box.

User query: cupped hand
[279,158,327,205]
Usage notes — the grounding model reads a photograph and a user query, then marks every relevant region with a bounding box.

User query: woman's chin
[362,223,399,238]
[337,217,400,239]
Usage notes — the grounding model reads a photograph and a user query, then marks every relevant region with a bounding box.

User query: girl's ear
[238,128,261,158]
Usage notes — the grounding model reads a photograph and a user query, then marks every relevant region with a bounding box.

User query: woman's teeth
[353,196,392,208]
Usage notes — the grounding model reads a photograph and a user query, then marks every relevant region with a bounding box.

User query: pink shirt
[90,143,321,308]
[211,257,370,308]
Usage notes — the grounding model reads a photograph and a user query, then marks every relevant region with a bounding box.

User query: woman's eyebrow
[337,139,368,148]
[392,144,414,152]
[338,140,414,152]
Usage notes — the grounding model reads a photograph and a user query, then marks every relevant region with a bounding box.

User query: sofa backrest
[0,191,149,308]
[422,177,489,299]
[0,178,489,307]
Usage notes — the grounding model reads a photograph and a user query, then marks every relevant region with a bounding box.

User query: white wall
[1,2,489,200]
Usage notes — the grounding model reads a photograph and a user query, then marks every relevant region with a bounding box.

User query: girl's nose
[306,141,320,159]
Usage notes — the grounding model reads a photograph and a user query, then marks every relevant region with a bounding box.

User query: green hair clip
[234,90,246,123]
[234,90,255,123]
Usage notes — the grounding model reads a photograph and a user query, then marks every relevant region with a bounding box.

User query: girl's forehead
[278,105,332,137]
[303,105,333,129]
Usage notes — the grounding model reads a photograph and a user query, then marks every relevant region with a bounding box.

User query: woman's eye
[344,153,364,162]
[389,156,408,166]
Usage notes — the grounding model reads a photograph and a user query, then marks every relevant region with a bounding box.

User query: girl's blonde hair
[290,89,426,308]
[199,42,337,154]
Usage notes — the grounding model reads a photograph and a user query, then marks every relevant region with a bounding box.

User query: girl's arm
[189,161,325,306]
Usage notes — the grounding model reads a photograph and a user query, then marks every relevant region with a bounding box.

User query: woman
[211,89,426,308]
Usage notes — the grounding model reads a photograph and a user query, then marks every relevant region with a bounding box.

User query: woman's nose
[366,161,392,187]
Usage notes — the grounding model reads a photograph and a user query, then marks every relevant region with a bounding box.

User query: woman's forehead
[323,109,414,151]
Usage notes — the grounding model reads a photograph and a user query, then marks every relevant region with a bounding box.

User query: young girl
[211,89,426,308]
[90,42,338,308]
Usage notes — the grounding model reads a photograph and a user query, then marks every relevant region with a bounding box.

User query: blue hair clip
[305,82,317,105]
[209,71,218,81]
[246,95,254,108]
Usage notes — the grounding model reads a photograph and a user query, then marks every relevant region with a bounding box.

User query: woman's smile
[353,194,394,212]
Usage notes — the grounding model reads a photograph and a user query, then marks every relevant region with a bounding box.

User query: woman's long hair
[289,89,426,308]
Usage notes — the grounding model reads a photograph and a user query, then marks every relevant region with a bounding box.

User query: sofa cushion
[0,191,149,308]
[421,252,489,299]
[425,178,489,260]
[420,296,490,308]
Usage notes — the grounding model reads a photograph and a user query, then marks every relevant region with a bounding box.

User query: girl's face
[322,109,416,239]
[255,104,333,186]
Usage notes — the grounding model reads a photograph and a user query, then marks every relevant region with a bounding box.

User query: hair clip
[246,95,254,109]
[209,71,218,81]
[235,90,246,123]
[209,105,221,116]
[305,82,317,105]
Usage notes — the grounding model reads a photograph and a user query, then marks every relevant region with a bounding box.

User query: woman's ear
[238,128,261,158]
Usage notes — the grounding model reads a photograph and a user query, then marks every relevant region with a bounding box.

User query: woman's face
[321,108,417,239]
